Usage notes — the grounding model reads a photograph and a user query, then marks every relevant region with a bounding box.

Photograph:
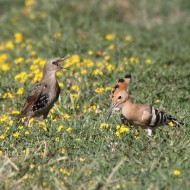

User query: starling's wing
[18,83,47,119]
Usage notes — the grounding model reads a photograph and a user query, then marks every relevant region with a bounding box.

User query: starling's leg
[43,110,50,120]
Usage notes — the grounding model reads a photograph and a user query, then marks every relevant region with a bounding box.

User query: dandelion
[0,150,3,155]
[72,85,80,91]
[173,170,181,176]
[0,53,8,62]
[59,168,71,176]
[0,134,5,140]
[25,131,30,135]
[14,32,23,43]
[57,125,64,132]
[105,34,115,41]
[17,87,24,95]
[3,92,14,99]
[14,57,24,64]
[15,72,28,83]
[169,121,175,127]
[145,58,152,64]
[125,35,133,42]
[100,123,109,129]
[66,127,72,133]
[58,82,64,88]
[43,127,47,132]
[88,50,93,55]
[62,113,70,119]
[0,63,10,71]
[13,132,20,138]
[95,87,104,94]
[54,32,62,39]
[55,137,60,142]
[6,41,14,49]
[155,99,160,103]
[0,114,8,122]
[79,157,85,162]
[50,166,55,173]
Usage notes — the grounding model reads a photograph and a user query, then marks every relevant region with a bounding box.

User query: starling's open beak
[106,103,118,122]
[59,56,70,70]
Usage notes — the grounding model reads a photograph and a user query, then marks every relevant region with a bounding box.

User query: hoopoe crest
[107,74,183,136]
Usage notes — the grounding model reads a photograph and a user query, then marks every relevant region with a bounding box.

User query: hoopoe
[18,57,69,126]
[107,74,183,136]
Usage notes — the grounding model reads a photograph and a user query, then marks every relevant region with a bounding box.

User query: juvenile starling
[18,57,68,126]
[107,74,183,136]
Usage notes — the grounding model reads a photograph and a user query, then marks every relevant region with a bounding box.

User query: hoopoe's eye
[118,96,122,99]
[52,61,57,65]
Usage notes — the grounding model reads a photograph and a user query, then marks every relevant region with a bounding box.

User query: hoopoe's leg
[147,127,155,137]
[43,110,50,120]
[120,114,129,125]
[24,117,31,127]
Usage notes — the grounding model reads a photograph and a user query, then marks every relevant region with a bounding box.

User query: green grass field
[0,0,190,189]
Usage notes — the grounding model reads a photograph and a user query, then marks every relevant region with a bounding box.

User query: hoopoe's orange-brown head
[43,57,69,76]
[106,74,131,121]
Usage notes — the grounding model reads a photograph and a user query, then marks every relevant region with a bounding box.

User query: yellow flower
[173,170,181,176]
[59,168,71,176]
[0,114,8,122]
[72,85,80,91]
[15,72,28,83]
[14,33,23,43]
[71,93,78,100]
[106,64,115,72]
[115,131,120,137]
[95,87,104,94]
[88,50,94,55]
[6,41,14,49]
[50,166,55,173]
[59,148,66,154]
[0,150,3,155]
[25,0,33,7]
[105,34,115,41]
[55,137,60,142]
[129,57,139,64]
[0,63,10,71]
[58,82,64,88]
[17,87,24,95]
[3,92,14,99]
[18,125,24,130]
[54,32,62,39]
[169,121,175,127]
[62,113,71,119]
[125,35,133,42]
[14,57,24,64]
[108,44,115,50]
[100,123,109,129]
[0,53,8,62]
[57,125,64,132]
[25,131,30,135]
[155,99,160,103]
[43,127,47,132]
[0,134,5,140]
[13,132,20,138]
[79,157,85,162]
[91,69,103,76]
[145,58,152,64]
[30,50,36,56]
[66,127,72,133]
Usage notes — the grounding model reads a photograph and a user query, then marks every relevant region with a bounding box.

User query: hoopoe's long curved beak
[106,103,118,122]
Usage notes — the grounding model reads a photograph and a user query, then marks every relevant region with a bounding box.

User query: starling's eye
[118,96,122,99]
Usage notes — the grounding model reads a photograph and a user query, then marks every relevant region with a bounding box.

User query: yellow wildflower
[62,113,70,119]
[125,35,133,42]
[80,158,85,162]
[14,57,24,64]
[15,72,28,83]
[25,0,33,7]
[43,127,47,132]
[55,137,60,142]
[0,134,5,140]
[50,166,55,173]
[59,148,66,154]
[13,132,20,138]
[17,87,24,95]
[25,131,30,135]
[105,34,115,41]
[92,69,103,76]
[14,33,23,43]
[100,123,109,129]
[0,114,8,122]
[30,50,36,56]
[0,53,8,62]
[88,50,94,55]
[173,170,181,176]
[0,150,3,155]
[169,121,175,127]
[18,125,24,130]
[155,99,160,103]
[3,92,14,99]
[54,32,62,38]
[95,87,104,94]
[6,41,14,49]
[59,168,71,176]
[57,125,64,132]
[108,44,115,50]
[58,82,64,88]
[72,85,80,91]
[0,63,10,71]
[145,58,152,64]
[66,127,72,133]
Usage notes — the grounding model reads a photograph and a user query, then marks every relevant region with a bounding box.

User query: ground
[0,0,190,189]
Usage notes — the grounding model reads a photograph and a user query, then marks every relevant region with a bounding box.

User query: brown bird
[107,74,183,136]
[18,57,69,126]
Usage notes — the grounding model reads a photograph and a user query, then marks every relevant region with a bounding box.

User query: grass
[0,0,190,189]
